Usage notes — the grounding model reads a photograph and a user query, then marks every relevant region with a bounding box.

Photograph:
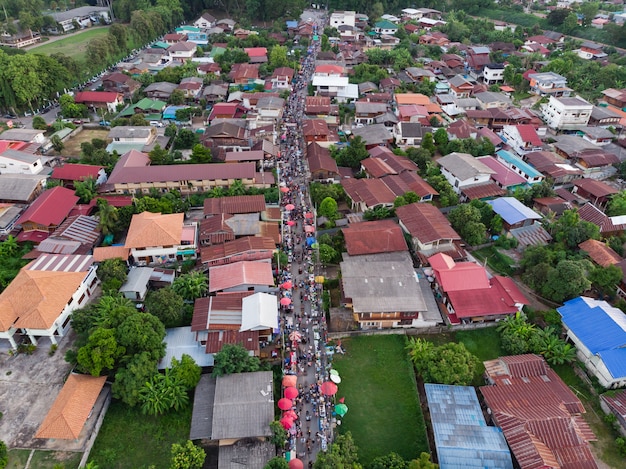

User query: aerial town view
[3,0,626,468]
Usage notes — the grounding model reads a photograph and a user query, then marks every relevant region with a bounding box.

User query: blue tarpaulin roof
[425,384,513,469]
[558,297,626,379]
[487,197,542,225]
[496,150,543,179]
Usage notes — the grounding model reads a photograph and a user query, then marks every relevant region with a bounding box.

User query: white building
[541,96,593,130]
[437,152,495,194]
[46,6,110,32]
[483,64,505,85]
[0,254,98,349]
[330,11,356,28]
[0,150,44,175]
[193,12,216,30]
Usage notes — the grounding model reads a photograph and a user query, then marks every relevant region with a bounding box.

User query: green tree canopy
[212,343,263,377]
[318,196,339,221]
[76,328,126,376]
[542,259,592,303]
[170,440,206,469]
[314,432,361,469]
[97,258,128,292]
[448,204,487,245]
[407,339,480,386]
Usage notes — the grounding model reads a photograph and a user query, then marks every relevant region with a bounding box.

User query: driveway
[0,332,78,449]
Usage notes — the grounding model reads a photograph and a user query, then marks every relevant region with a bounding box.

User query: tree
[77,328,126,376]
[174,128,199,149]
[170,440,206,469]
[318,244,338,266]
[579,2,599,27]
[172,272,208,303]
[408,453,438,469]
[96,199,119,237]
[543,259,592,303]
[32,115,47,130]
[149,144,170,165]
[190,144,212,163]
[448,204,487,245]
[116,312,166,361]
[0,440,7,469]
[75,177,98,203]
[318,196,339,222]
[139,369,189,415]
[336,135,369,168]
[212,343,262,376]
[97,258,128,292]
[170,354,201,390]
[269,420,288,449]
[371,452,407,469]
[50,135,64,152]
[264,457,289,469]
[145,287,184,328]
[551,209,600,249]
[112,351,159,407]
[497,312,537,355]
[433,128,449,148]
[606,191,626,217]
[169,89,185,105]
[314,432,361,469]
[70,304,102,338]
[407,338,480,386]
[589,264,622,297]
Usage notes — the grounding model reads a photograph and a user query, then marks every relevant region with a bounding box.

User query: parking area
[0,331,106,451]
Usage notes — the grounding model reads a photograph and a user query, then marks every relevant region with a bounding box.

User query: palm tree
[172,272,208,303]
[75,177,98,203]
[96,199,119,237]
[0,235,19,256]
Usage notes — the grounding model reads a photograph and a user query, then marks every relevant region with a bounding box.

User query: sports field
[28,27,110,62]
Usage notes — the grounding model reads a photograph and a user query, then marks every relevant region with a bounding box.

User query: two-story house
[542,96,593,130]
[168,41,197,63]
[0,149,44,175]
[125,212,197,265]
[500,124,543,156]
[437,152,496,195]
[526,71,572,97]
[496,150,545,185]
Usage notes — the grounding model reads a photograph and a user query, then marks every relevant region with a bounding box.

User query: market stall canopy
[330,374,341,384]
[285,204,295,211]
[289,458,304,469]
[284,386,298,399]
[280,416,294,429]
[321,381,338,396]
[282,375,297,387]
[280,297,292,306]
[335,403,348,417]
[278,398,293,410]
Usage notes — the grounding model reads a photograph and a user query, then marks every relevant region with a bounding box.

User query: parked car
[24,111,32,117]
[99,120,111,126]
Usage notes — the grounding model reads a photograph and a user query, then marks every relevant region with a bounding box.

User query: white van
[149,121,163,127]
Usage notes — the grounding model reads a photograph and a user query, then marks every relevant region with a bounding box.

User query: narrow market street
[273,12,341,467]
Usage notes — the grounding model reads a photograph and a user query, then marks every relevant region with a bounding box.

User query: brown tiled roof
[302,119,329,137]
[573,178,619,198]
[396,203,460,244]
[199,215,235,244]
[208,261,274,292]
[461,182,506,200]
[35,374,106,440]
[200,236,275,263]
[481,355,597,469]
[578,203,626,234]
[342,220,407,255]
[259,221,280,244]
[305,96,332,114]
[205,329,259,353]
[125,212,183,249]
[578,239,622,267]
[92,246,130,262]
[203,195,266,216]
[361,157,397,178]
[192,291,252,332]
[307,142,339,175]
[341,178,396,209]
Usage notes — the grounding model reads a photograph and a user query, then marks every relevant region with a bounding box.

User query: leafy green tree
[318,196,339,222]
[371,452,407,469]
[318,244,338,266]
[551,209,600,249]
[77,328,126,376]
[269,420,288,449]
[336,135,369,168]
[70,304,101,338]
[145,287,184,327]
[139,369,189,415]
[408,453,438,469]
[96,199,119,237]
[32,115,47,130]
[170,354,201,390]
[190,144,212,163]
[75,177,98,203]
[149,144,170,165]
[50,135,64,152]
[314,432,361,469]
[116,312,166,361]
[433,128,449,148]
[589,264,622,297]
[497,312,537,355]
[543,259,592,303]
[310,183,345,206]
[394,196,407,208]
[407,338,479,385]
[448,204,487,245]
[212,343,262,376]
[170,440,206,469]
[174,128,199,150]
[97,258,128,292]
[112,351,159,407]
[0,440,8,469]
[172,272,208,303]
[606,191,626,217]
[169,89,185,105]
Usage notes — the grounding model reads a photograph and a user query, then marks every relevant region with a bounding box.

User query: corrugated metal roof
[396,203,460,245]
[487,197,542,225]
[208,261,274,292]
[342,219,407,256]
[204,195,266,216]
[425,384,513,469]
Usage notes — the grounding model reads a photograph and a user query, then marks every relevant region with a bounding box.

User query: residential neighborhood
[2,1,626,468]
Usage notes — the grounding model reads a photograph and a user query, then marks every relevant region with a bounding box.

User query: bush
[0,440,7,469]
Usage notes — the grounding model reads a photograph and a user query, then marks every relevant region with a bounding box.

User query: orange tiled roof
[125,212,184,249]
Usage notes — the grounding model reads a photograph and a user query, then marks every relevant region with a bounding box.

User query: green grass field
[472,246,516,277]
[332,335,428,466]
[88,401,192,469]
[29,27,111,62]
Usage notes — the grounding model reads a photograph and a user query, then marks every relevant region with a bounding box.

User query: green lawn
[332,335,428,466]
[6,449,31,468]
[28,451,82,469]
[472,246,516,276]
[88,401,192,469]
[29,27,111,62]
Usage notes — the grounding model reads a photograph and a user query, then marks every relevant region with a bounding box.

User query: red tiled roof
[205,329,259,353]
[51,164,104,182]
[428,252,489,291]
[361,157,396,178]
[315,65,344,75]
[74,91,120,104]
[244,47,267,57]
[302,119,329,137]
[396,203,460,245]
[200,236,275,263]
[208,260,274,292]
[17,187,78,227]
[342,219,407,255]
[516,124,542,147]
[203,195,266,216]
[341,178,396,209]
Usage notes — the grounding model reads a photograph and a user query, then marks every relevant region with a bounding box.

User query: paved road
[276,10,332,467]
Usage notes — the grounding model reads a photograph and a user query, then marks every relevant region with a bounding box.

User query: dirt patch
[61,128,111,158]
[329,306,357,332]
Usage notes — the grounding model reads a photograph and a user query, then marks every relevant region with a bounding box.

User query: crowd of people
[274,15,338,467]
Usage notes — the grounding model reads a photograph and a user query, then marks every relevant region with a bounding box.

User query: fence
[327,321,496,340]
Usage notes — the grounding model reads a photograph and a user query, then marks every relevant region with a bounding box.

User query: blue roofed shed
[558,296,626,388]
[487,196,542,230]
[496,150,544,184]
[425,384,513,469]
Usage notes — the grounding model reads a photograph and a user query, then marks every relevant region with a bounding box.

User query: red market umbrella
[320,381,338,396]
[282,375,297,387]
[287,220,296,226]
[289,331,302,342]
[280,297,292,306]
[284,386,298,399]
[283,409,298,420]
[282,281,293,289]
[305,212,314,219]
[285,204,295,211]
[278,398,293,410]
[280,416,294,429]
[280,186,290,193]
[304,225,315,233]
[289,459,304,469]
